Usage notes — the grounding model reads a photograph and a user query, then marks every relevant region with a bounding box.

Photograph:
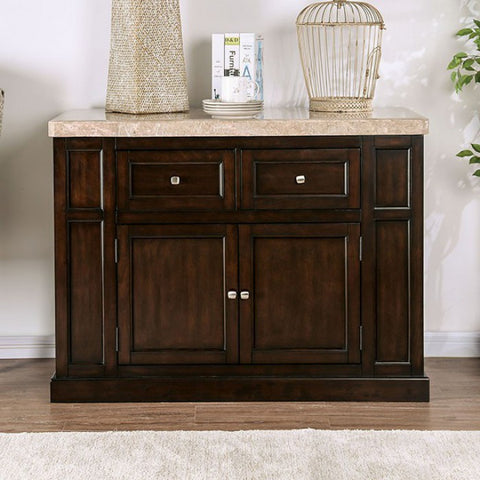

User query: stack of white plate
[202,99,263,119]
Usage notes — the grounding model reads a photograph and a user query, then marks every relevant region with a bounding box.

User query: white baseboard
[0,332,478,359]
[425,331,480,358]
[0,335,55,359]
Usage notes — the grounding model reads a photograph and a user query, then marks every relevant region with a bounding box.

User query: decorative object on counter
[106,0,189,114]
[296,1,384,112]
[202,99,263,119]
[309,110,371,120]
[221,77,260,103]
[0,90,4,135]
[212,33,263,101]
[105,111,190,122]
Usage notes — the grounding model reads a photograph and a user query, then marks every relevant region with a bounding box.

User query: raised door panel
[375,148,410,208]
[118,224,238,365]
[239,224,361,364]
[68,222,104,364]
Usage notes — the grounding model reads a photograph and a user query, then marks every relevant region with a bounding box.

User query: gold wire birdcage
[296,1,385,112]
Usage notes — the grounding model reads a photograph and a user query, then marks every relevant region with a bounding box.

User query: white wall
[0,1,479,346]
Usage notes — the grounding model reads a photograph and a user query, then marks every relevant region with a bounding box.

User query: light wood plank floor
[0,358,479,432]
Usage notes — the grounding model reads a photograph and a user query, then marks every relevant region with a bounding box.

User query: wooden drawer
[241,149,360,209]
[117,150,235,211]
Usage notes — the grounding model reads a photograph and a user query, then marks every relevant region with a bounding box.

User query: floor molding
[425,331,480,358]
[0,332,479,359]
[0,336,55,359]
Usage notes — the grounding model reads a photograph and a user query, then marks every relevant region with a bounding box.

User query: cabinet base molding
[51,376,430,403]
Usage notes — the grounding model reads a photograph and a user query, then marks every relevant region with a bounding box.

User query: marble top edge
[48,107,429,137]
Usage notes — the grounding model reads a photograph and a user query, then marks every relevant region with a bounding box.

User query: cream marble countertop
[48,107,428,137]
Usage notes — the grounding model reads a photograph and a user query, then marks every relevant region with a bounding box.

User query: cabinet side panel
[375,149,410,208]
[53,138,68,377]
[376,221,410,363]
[68,151,101,208]
[69,222,104,364]
[410,136,425,375]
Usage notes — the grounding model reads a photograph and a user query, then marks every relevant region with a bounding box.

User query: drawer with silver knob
[241,148,360,210]
[117,149,235,211]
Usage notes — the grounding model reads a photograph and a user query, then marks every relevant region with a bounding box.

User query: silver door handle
[170,175,181,185]
[296,175,306,184]
[227,290,238,300]
[240,291,250,300]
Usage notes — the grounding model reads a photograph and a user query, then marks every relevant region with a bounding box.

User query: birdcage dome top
[296,1,384,27]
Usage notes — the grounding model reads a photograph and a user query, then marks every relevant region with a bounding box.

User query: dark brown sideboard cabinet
[50,132,429,402]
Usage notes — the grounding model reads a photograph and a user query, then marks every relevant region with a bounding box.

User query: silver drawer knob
[170,175,181,185]
[296,175,306,184]
[227,290,237,300]
[240,291,250,300]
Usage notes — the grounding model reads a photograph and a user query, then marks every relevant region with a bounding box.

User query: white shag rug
[1,429,479,480]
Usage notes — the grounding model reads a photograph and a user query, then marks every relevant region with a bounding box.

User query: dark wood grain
[116,136,362,151]
[51,375,429,402]
[53,138,68,377]
[242,148,360,209]
[67,150,101,209]
[54,139,108,377]
[117,224,238,365]
[410,136,425,376]
[52,134,427,402]
[68,222,103,364]
[239,223,361,365]
[375,149,410,208]
[117,149,235,211]
[101,138,118,377]
[359,137,375,376]
[376,220,410,363]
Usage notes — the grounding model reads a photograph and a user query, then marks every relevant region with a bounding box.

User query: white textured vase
[106,0,189,114]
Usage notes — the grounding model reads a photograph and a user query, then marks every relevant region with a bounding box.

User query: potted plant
[448,20,480,177]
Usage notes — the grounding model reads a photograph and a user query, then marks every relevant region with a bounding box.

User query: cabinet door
[239,224,361,364]
[117,224,238,365]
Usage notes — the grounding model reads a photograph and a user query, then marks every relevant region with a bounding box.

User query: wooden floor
[1,358,479,432]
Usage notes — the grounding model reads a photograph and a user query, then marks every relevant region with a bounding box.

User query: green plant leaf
[464,58,475,69]
[457,150,474,157]
[451,71,457,82]
[473,169,480,176]
[469,156,480,163]
[457,28,474,36]
[458,74,474,89]
[472,143,480,152]
[448,57,462,69]
[475,71,480,83]
[474,19,480,29]
[455,52,469,59]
